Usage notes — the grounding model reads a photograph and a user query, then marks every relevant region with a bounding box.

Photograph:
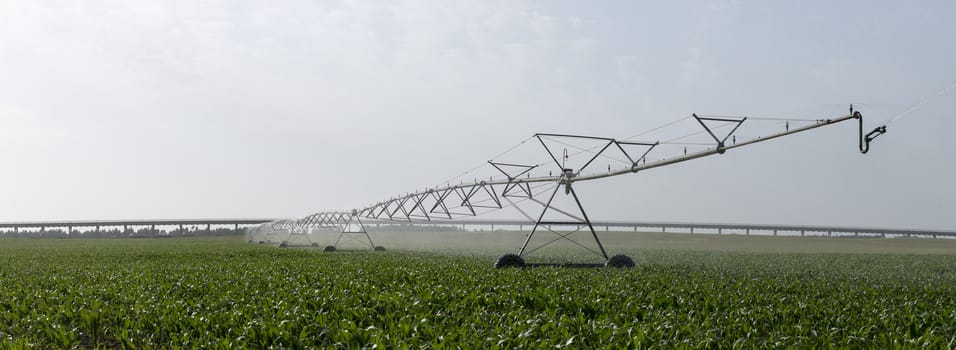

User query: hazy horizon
[2,1,954,230]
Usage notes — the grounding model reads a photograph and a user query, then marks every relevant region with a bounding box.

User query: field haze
[335,230,956,256]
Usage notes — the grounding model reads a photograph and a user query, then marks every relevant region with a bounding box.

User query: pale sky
[1,1,954,230]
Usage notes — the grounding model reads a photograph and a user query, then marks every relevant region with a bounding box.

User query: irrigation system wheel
[374,246,386,251]
[279,241,289,248]
[323,245,337,252]
[495,254,526,269]
[605,254,635,268]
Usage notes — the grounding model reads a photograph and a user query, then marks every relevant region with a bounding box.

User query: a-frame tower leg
[496,182,633,268]
[328,212,385,252]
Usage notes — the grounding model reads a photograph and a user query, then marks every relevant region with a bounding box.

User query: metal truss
[264,210,380,250]
[272,108,884,267]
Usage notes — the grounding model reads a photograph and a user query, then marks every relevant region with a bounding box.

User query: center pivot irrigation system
[254,106,886,268]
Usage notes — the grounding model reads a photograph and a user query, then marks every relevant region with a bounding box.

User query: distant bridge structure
[370,219,956,239]
[0,219,273,236]
[2,218,950,240]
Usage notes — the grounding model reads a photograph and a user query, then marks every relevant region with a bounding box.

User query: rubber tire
[605,254,635,268]
[374,246,386,251]
[494,254,526,269]
[323,245,337,252]
[279,241,289,248]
